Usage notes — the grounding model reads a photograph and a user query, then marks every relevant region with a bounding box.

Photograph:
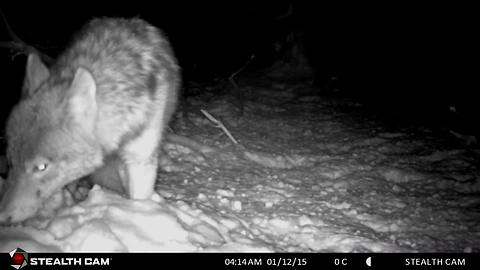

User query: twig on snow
[200,109,238,145]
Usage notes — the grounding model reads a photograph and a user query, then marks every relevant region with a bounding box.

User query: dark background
[0,2,478,136]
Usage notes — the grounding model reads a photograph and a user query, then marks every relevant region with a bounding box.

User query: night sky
[0,2,477,134]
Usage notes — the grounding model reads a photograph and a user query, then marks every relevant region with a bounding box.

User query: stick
[0,9,53,64]
[228,54,255,88]
[200,109,238,144]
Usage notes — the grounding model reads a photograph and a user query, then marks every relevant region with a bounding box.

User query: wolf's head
[0,54,103,223]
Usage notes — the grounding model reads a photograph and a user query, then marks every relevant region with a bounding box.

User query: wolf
[0,17,180,223]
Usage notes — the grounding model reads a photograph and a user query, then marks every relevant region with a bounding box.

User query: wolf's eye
[34,163,48,172]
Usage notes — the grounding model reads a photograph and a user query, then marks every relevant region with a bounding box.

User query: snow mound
[0,186,269,252]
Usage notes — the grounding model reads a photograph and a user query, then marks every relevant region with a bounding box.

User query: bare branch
[229,54,255,88]
[275,3,293,21]
[200,109,239,145]
[0,8,54,64]
[0,8,26,45]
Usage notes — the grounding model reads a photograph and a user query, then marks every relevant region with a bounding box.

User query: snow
[0,186,268,252]
[1,67,479,252]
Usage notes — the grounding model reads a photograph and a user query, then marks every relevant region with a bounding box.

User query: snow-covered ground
[1,68,479,252]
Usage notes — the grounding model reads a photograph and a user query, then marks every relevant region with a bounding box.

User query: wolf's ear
[23,54,50,97]
[68,67,97,131]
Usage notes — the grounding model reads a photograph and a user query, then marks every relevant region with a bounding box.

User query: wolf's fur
[0,18,180,223]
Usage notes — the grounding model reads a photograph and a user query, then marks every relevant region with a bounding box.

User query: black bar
[1,252,479,269]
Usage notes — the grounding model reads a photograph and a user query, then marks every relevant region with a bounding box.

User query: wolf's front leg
[121,127,161,199]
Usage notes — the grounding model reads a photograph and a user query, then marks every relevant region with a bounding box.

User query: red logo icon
[9,248,28,269]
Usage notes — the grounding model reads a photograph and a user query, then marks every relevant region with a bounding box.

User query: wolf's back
[54,18,180,152]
